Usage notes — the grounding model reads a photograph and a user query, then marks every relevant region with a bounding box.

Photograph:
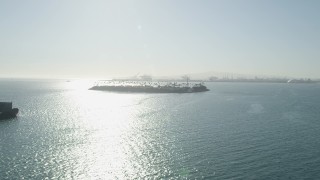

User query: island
[89,81,209,93]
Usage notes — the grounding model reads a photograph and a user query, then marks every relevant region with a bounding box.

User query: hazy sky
[1,0,320,79]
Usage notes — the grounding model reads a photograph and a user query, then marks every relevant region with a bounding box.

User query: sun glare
[62,83,145,177]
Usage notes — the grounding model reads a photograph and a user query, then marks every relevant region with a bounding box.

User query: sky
[1,0,320,79]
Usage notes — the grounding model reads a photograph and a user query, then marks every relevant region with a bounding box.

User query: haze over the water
[1,0,320,79]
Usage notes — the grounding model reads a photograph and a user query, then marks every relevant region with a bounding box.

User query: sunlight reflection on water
[59,83,175,179]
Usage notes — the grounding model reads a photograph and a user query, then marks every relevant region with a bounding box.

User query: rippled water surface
[1,80,320,179]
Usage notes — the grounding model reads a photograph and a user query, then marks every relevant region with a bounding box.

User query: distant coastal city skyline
[0,70,319,82]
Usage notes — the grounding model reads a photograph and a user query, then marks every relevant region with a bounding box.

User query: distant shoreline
[203,79,318,84]
[111,78,318,84]
[0,78,319,84]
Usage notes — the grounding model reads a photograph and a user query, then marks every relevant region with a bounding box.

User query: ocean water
[1,80,320,179]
